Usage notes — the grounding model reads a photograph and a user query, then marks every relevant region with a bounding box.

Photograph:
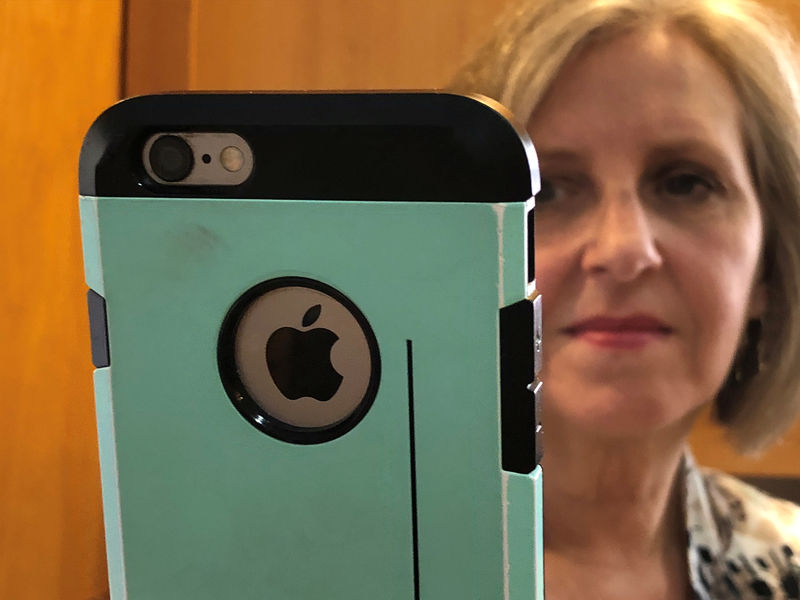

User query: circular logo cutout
[218,277,380,444]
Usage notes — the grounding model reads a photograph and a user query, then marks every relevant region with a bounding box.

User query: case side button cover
[499,296,542,474]
[87,289,110,368]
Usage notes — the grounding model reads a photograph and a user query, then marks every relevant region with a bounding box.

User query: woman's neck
[541,414,693,564]
[540,417,695,599]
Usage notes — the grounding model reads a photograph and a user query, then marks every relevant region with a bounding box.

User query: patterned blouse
[685,451,800,599]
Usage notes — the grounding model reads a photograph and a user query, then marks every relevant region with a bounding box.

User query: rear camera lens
[149,135,194,182]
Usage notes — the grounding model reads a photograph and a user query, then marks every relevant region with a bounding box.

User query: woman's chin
[543,385,703,442]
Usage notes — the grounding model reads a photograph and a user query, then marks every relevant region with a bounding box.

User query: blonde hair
[453,0,800,455]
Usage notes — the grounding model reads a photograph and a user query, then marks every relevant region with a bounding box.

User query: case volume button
[87,289,110,368]
[500,297,542,474]
[532,292,542,377]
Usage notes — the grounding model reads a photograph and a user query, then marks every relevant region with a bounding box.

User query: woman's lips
[563,315,673,349]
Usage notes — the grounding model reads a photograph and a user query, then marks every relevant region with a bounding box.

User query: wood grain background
[0,1,121,598]
[3,0,799,597]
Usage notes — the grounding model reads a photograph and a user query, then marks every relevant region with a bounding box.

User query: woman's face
[528,27,766,438]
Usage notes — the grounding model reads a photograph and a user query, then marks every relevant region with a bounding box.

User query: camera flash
[220,146,245,172]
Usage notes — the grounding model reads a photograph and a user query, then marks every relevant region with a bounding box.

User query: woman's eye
[537,177,578,203]
[538,178,557,202]
[536,174,592,209]
[659,171,715,201]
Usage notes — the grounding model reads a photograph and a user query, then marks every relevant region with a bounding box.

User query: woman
[454,0,800,598]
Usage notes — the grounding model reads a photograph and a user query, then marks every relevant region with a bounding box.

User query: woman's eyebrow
[535,148,588,165]
[535,139,744,182]
[645,138,736,169]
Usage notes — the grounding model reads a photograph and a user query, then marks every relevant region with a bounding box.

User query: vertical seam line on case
[101,371,129,599]
[113,377,129,600]
[502,471,510,600]
[407,339,420,600]
[493,203,506,307]
[496,202,511,600]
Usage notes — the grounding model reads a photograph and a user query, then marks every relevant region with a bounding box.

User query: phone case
[78,92,543,600]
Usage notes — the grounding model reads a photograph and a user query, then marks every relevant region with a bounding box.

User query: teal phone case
[79,92,543,599]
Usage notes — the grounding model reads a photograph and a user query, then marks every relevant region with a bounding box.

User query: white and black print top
[685,451,800,599]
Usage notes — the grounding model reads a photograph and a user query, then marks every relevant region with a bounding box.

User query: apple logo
[219,276,381,442]
[265,304,343,402]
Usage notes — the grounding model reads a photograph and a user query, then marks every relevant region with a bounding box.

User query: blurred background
[2,0,800,597]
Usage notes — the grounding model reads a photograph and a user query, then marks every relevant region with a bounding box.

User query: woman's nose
[580,190,663,282]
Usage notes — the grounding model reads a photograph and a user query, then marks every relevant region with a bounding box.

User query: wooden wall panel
[691,407,800,476]
[188,0,511,91]
[124,0,512,96]
[125,0,192,96]
[0,1,121,598]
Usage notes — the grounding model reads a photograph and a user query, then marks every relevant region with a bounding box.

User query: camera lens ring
[149,135,194,182]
